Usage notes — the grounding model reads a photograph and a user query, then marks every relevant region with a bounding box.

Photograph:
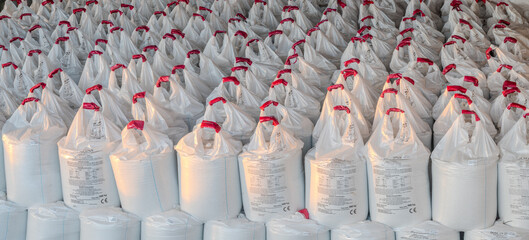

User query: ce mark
[409,207,417,214]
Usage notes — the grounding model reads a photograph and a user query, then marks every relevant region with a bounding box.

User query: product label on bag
[373,161,416,215]
[399,229,439,240]
[504,163,529,221]
[244,156,291,216]
[312,160,358,215]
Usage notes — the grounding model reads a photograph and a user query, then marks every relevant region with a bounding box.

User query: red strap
[154,11,167,16]
[442,64,456,75]
[459,19,473,29]
[135,25,150,32]
[110,27,123,33]
[121,3,134,10]
[260,100,278,110]
[156,76,169,87]
[498,19,510,25]
[380,88,398,98]
[416,57,433,65]
[67,27,78,33]
[1,62,17,69]
[54,37,69,44]
[72,8,86,14]
[353,36,368,42]
[400,28,414,36]
[403,17,416,21]
[292,39,305,49]
[268,30,283,37]
[271,79,288,88]
[396,40,411,50]
[209,96,227,106]
[342,68,358,78]
[361,15,374,22]
[172,29,185,38]
[83,102,100,111]
[48,68,63,78]
[344,58,360,67]
[362,34,373,40]
[22,97,39,105]
[447,85,467,93]
[222,76,240,85]
[85,0,98,5]
[497,2,509,6]
[132,54,147,62]
[234,30,248,38]
[192,13,205,21]
[246,38,259,46]
[503,87,521,97]
[324,8,337,15]
[236,57,252,65]
[503,80,517,90]
[413,9,425,17]
[86,84,103,94]
[236,13,247,20]
[172,65,185,74]
[10,37,23,43]
[454,93,472,105]
[464,76,479,86]
[111,64,126,71]
[462,110,480,121]
[333,105,350,113]
[444,41,456,47]
[199,6,212,13]
[255,0,267,5]
[19,13,32,19]
[497,64,513,72]
[398,77,415,85]
[200,120,221,133]
[142,45,158,52]
[41,0,53,6]
[386,108,405,115]
[504,37,517,44]
[132,91,146,104]
[127,120,144,130]
[187,49,200,58]
[494,24,507,29]
[0,16,10,20]
[0,45,5,51]
[307,27,319,36]
[167,1,177,7]
[363,0,374,5]
[95,39,108,45]
[507,102,526,111]
[451,35,467,43]
[357,26,371,35]
[282,5,299,12]
[338,0,346,8]
[328,84,345,92]
[214,30,226,37]
[231,66,248,72]
[486,47,493,60]
[30,82,46,93]
[29,25,41,32]
[276,69,292,78]
[229,18,241,23]
[280,18,294,24]
[387,73,402,83]
[259,116,279,126]
[298,209,310,219]
[110,9,123,15]
[28,49,42,56]
[285,54,299,66]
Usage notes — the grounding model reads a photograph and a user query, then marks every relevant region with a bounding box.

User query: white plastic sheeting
[395,220,460,240]
[79,207,140,240]
[498,115,529,230]
[239,116,304,222]
[0,200,27,240]
[58,102,121,211]
[142,208,203,240]
[305,105,368,228]
[432,112,499,231]
[465,221,529,240]
[203,214,266,240]
[266,211,330,240]
[2,97,66,207]
[331,221,395,240]
[26,202,80,240]
[367,108,431,228]
[110,120,179,218]
[175,120,242,221]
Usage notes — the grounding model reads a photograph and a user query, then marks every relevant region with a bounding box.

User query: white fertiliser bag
[79,207,140,240]
[203,214,266,240]
[239,116,304,222]
[0,200,27,240]
[110,120,179,219]
[175,120,243,221]
[395,220,460,240]
[266,211,330,240]
[305,105,368,228]
[465,220,529,240]
[367,107,431,228]
[432,112,499,231]
[2,97,66,207]
[26,202,80,240]
[141,208,203,240]
[498,115,529,230]
[331,221,395,240]
[58,102,121,211]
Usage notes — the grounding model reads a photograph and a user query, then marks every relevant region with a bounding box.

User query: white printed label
[373,163,417,215]
[313,160,358,215]
[506,166,529,221]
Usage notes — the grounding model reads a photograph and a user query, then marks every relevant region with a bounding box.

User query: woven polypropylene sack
[141,208,203,240]
[79,207,140,240]
[26,202,80,240]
